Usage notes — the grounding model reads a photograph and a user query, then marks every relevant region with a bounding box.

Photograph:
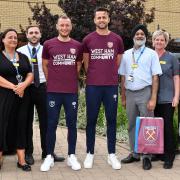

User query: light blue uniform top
[118,45,162,91]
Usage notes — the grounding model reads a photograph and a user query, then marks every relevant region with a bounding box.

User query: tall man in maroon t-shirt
[83,7,124,170]
[40,16,82,171]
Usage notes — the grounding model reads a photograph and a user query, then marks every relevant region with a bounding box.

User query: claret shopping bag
[134,117,164,154]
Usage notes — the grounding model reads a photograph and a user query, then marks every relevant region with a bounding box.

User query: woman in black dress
[0,29,33,171]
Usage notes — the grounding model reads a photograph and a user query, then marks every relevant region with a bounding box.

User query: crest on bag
[107,42,113,48]
[143,126,159,144]
[70,48,76,54]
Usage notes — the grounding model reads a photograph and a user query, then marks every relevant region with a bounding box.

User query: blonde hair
[152,30,169,47]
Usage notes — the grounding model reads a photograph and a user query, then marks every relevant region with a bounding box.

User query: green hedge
[58,89,129,142]
[58,90,179,146]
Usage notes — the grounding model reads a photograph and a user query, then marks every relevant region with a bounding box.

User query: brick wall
[0,0,61,33]
[0,0,179,39]
[145,0,180,38]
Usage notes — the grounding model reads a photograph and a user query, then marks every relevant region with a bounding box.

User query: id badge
[160,60,166,65]
[128,75,134,82]
[31,58,36,63]
[131,63,138,69]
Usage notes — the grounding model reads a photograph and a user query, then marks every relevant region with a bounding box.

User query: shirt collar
[27,43,40,50]
[133,45,145,53]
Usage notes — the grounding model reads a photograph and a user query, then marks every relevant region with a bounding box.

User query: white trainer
[108,154,121,170]
[67,154,81,171]
[40,154,54,172]
[84,153,94,169]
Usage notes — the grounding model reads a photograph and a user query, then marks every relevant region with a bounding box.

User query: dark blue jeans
[86,85,118,154]
[46,92,78,155]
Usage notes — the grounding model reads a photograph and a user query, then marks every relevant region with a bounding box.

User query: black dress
[0,51,32,151]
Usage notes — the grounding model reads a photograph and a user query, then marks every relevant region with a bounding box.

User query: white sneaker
[108,154,121,170]
[84,153,94,169]
[40,155,54,172]
[67,154,81,171]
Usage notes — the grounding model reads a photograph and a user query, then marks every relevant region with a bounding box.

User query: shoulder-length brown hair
[0,28,18,51]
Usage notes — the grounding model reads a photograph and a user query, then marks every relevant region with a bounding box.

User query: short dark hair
[94,7,110,17]
[57,15,71,23]
[0,28,18,51]
[26,25,41,34]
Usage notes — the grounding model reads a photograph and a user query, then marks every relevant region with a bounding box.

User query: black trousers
[26,83,47,155]
[178,102,180,144]
[155,103,175,163]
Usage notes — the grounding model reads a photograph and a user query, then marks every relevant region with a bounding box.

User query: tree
[20,2,59,44]
[58,0,155,48]
[20,0,154,48]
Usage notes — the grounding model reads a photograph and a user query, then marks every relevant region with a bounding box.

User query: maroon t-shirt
[83,31,124,85]
[42,37,83,93]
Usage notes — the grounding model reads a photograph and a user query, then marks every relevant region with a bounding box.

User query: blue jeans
[86,85,118,154]
[46,92,78,155]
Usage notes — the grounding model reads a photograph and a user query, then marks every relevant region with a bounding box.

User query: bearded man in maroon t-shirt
[40,16,82,171]
[83,7,124,170]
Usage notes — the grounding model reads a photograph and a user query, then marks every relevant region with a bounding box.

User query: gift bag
[134,116,164,154]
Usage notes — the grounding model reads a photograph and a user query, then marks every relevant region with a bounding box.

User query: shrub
[58,90,129,142]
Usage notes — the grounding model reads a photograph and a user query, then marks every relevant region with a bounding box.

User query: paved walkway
[1,124,180,180]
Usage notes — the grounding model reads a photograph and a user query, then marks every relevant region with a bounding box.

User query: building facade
[145,0,180,38]
[0,0,61,33]
[0,0,179,38]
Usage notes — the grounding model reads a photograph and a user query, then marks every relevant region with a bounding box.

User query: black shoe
[121,153,140,164]
[25,154,34,165]
[163,162,173,169]
[17,162,31,171]
[53,153,65,162]
[143,158,152,170]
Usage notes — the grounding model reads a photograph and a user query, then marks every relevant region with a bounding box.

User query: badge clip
[131,63,138,69]
[31,58,37,63]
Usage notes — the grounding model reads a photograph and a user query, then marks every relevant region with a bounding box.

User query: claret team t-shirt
[42,37,83,93]
[83,31,124,85]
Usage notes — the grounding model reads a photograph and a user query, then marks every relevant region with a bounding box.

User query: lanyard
[27,45,40,72]
[4,50,20,76]
[27,45,40,59]
[132,47,146,64]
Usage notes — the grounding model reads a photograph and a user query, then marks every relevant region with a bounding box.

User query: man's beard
[133,37,146,46]
[60,34,69,38]
[28,37,40,45]
[96,24,108,30]
[59,32,70,38]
